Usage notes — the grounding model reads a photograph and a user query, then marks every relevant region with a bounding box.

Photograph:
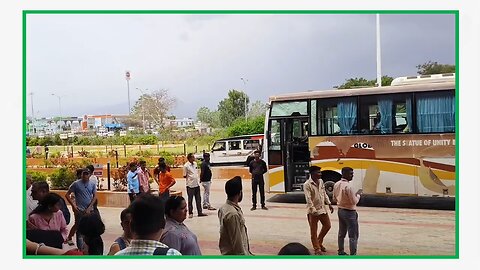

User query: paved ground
[65,178,456,256]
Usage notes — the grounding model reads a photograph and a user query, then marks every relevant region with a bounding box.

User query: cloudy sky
[26,13,455,119]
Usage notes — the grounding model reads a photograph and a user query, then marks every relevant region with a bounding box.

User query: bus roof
[269,80,455,103]
[215,134,264,142]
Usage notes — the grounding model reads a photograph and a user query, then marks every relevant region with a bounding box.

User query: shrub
[49,167,76,190]
[27,171,48,183]
[138,135,157,145]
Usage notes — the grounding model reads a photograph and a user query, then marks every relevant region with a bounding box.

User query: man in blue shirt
[127,162,140,203]
[65,168,98,249]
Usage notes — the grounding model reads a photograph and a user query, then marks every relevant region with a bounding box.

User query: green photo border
[22,10,459,259]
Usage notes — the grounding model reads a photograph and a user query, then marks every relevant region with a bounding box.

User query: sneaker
[207,207,217,210]
[261,206,268,210]
[203,205,208,209]
[338,251,348,256]
[188,214,193,219]
[198,213,208,217]
[250,206,257,211]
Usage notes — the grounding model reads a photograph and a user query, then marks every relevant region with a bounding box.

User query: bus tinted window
[416,91,455,133]
[317,97,357,135]
[271,101,308,116]
[359,94,413,134]
[269,120,281,150]
[310,100,317,135]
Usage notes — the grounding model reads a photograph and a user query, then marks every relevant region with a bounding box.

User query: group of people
[26,165,104,255]
[26,150,361,256]
[303,166,361,255]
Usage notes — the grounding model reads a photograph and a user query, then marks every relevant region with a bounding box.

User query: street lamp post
[126,71,131,115]
[240,77,248,121]
[29,92,35,134]
[51,93,63,118]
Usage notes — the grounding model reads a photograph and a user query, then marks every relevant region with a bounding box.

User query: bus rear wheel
[321,170,342,205]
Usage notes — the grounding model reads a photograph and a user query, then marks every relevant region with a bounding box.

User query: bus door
[283,117,310,192]
[268,117,310,192]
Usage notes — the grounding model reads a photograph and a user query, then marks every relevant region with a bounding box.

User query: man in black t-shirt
[248,150,268,211]
[200,153,216,210]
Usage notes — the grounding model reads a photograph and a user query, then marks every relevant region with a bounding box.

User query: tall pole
[51,93,63,118]
[376,14,382,87]
[241,77,248,121]
[126,71,131,115]
[29,92,35,134]
[29,92,35,119]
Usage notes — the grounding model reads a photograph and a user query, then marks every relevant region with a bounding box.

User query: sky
[26,13,456,119]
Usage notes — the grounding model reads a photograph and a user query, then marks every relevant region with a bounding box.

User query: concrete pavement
[66,178,456,256]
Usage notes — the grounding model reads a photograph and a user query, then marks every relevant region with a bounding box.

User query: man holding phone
[333,167,362,256]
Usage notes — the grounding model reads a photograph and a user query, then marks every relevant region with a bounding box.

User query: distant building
[82,114,128,131]
[167,117,195,129]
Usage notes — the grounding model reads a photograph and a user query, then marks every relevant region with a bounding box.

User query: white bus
[263,74,456,209]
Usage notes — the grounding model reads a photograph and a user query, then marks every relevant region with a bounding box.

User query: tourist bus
[263,74,455,209]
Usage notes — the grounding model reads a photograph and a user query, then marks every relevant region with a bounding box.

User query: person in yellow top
[303,166,334,255]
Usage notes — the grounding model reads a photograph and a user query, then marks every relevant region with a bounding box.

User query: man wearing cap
[218,176,252,255]
[65,168,98,248]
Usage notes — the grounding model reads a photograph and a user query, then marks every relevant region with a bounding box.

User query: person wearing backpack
[107,208,133,255]
[115,194,181,256]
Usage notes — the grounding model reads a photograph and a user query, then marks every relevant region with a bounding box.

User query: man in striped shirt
[115,194,181,256]
[333,167,362,256]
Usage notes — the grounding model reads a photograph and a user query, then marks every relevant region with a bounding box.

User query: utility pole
[126,71,131,114]
[240,77,248,121]
[376,14,382,87]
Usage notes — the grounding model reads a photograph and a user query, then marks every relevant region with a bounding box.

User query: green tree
[337,76,393,89]
[416,61,455,75]
[248,100,267,118]
[196,106,220,128]
[218,89,249,127]
[226,115,265,137]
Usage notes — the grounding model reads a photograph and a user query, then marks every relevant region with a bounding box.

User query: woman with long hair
[77,212,105,255]
[28,192,68,241]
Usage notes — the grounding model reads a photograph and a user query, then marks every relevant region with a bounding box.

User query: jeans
[337,208,359,255]
[201,181,212,208]
[252,175,265,207]
[186,186,202,215]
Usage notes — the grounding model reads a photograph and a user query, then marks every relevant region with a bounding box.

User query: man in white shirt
[183,153,207,219]
[303,166,334,255]
[333,167,362,256]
